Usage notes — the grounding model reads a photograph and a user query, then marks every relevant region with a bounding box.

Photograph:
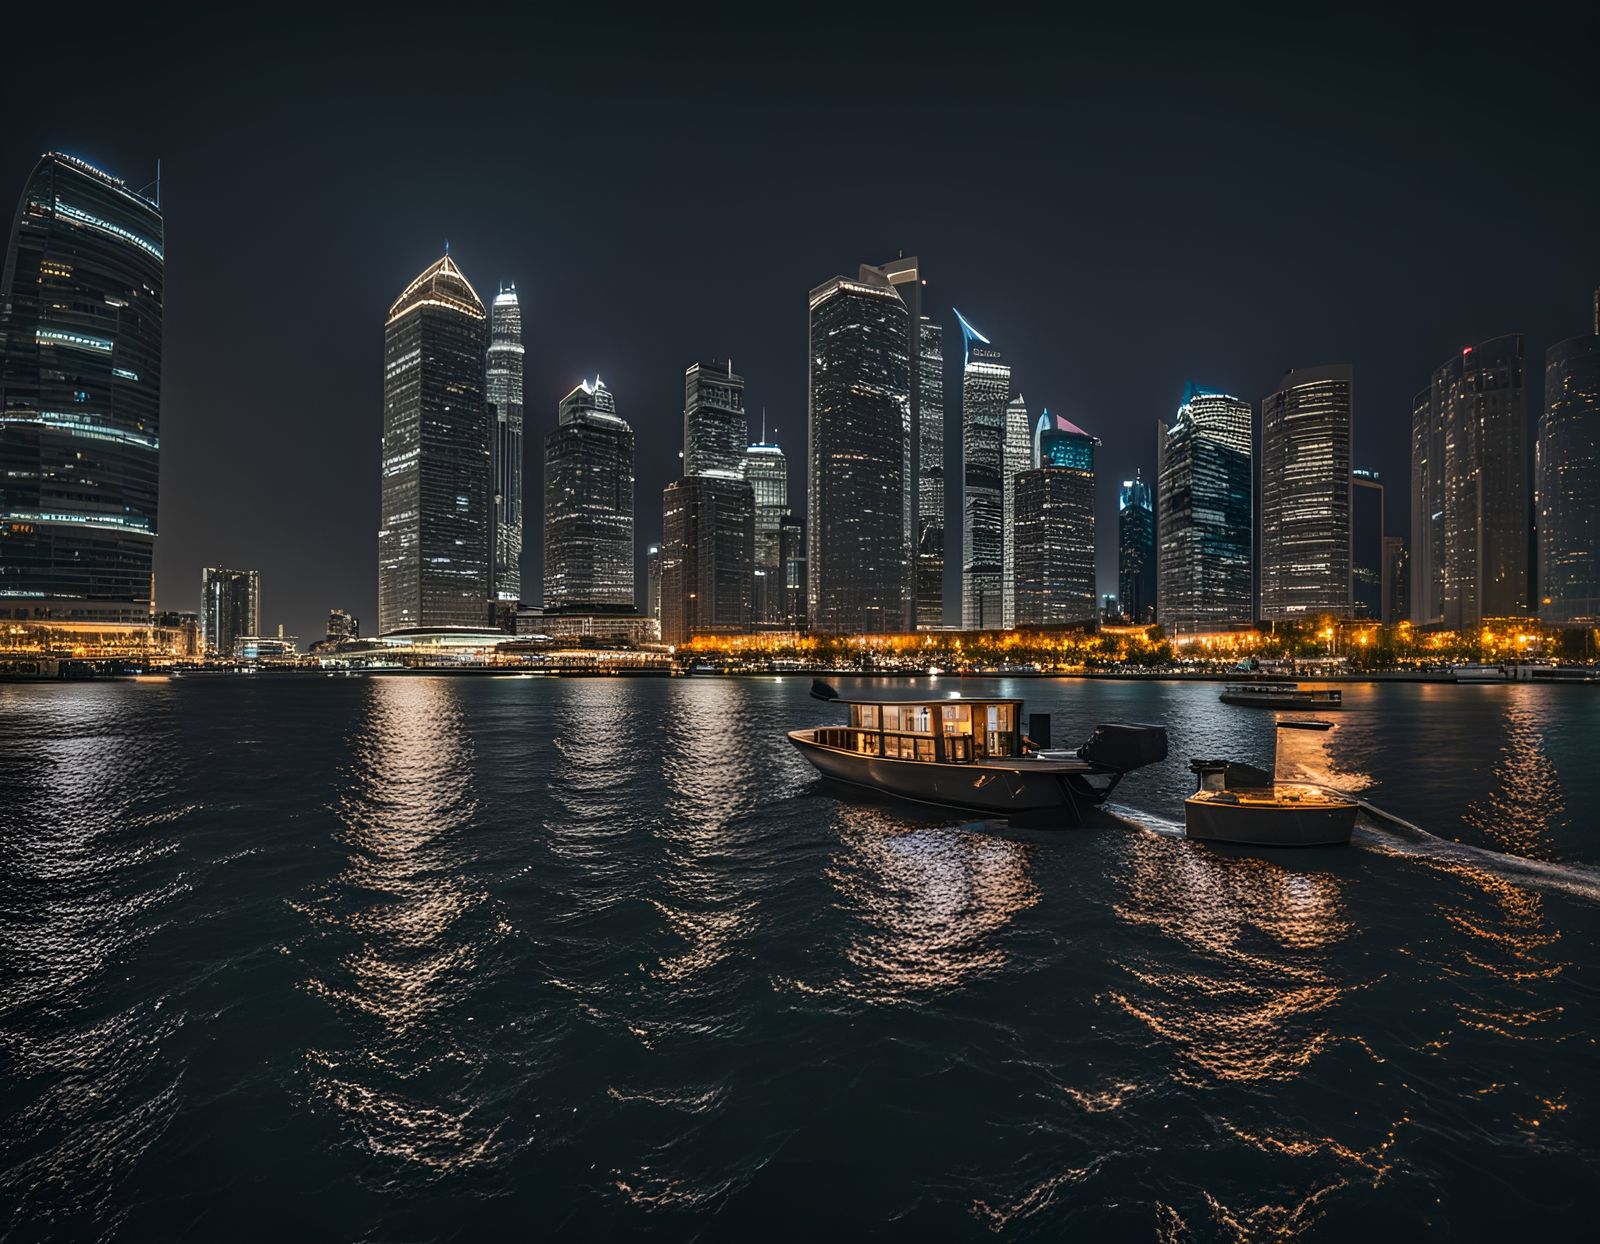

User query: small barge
[789,682,1167,824]
[1219,682,1342,710]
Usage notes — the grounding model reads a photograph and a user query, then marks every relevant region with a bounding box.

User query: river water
[1,675,1596,1239]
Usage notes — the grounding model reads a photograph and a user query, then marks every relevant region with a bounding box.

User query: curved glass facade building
[544,378,635,609]
[1539,334,1600,625]
[957,309,1009,630]
[379,254,491,634]
[1119,470,1156,624]
[488,284,524,602]
[0,152,163,624]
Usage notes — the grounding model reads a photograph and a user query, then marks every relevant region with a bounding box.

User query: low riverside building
[515,607,659,646]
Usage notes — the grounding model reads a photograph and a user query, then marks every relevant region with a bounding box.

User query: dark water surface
[1,675,1597,1240]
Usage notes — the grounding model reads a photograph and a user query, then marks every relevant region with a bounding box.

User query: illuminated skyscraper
[488,284,524,601]
[0,152,163,625]
[779,512,807,629]
[1118,470,1155,624]
[1538,331,1600,625]
[544,377,635,608]
[684,360,746,477]
[958,309,1009,629]
[1014,416,1098,626]
[1259,365,1353,620]
[742,437,787,624]
[916,316,946,628]
[645,544,662,621]
[1001,395,1032,627]
[379,253,491,634]
[660,475,753,643]
[200,567,259,658]
[1157,385,1253,633]
[1425,337,1529,629]
[807,263,912,632]
[1409,385,1443,625]
[1351,469,1386,621]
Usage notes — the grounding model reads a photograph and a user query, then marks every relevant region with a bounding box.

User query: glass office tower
[742,439,787,624]
[1001,395,1032,628]
[660,474,754,643]
[1409,385,1443,625]
[379,254,491,634]
[1118,470,1156,623]
[487,284,524,602]
[807,264,911,633]
[957,309,1009,629]
[0,152,163,624]
[916,317,946,629]
[544,377,635,609]
[200,567,260,657]
[1156,385,1253,633]
[1351,469,1386,621]
[1539,333,1600,625]
[1259,365,1354,620]
[684,360,747,478]
[1013,417,1098,626]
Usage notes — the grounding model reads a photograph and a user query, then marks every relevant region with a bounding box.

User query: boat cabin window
[851,704,879,730]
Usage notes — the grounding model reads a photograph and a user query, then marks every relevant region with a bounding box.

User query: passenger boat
[1218,682,1342,710]
[789,681,1167,824]
[1454,662,1596,683]
[1184,718,1358,846]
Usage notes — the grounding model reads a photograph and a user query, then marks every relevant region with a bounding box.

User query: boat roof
[831,694,1024,706]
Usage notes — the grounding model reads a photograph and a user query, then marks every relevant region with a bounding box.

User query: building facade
[1013,419,1098,627]
[0,152,164,625]
[742,440,787,624]
[916,316,946,629]
[200,567,260,658]
[1118,470,1156,623]
[1001,395,1032,628]
[544,377,635,609]
[645,544,662,621]
[779,513,806,630]
[660,475,754,643]
[487,284,524,602]
[1156,386,1253,633]
[957,309,1009,629]
[1259,365,1353,620]
[807,264,911,633]
[1352,469,1386,622]
[684,360,746,478]
[1538,333,1600,625]
[1409,385,1443,625]
[1384,536,1408,626]
[379,254,491,634]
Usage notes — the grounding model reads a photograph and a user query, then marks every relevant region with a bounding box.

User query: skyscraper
[487,284,524,602]
[1156,386,1253,633]
[807,263,912,633]
[200,567,259,657]
[1428,337,1530,628]
[957,309,1009,629]
[684,360,746,477]
[544,378,635,609]
[1118,470,1156,624]
[660,476,754,643]
[0,152,163,626]
[645,544,662,621]
[1351,469,1386,621]
[1409,385,1443,625]
[1538,331,1600,625]
[1001,395,1032,628]
[1384,536,1408,626]
[742,438,787,624]
[1259,365,1354,620]
[779,513,807,629]
[379,254,491,634]
[1013,416,1098,627]
[916,316,946,629]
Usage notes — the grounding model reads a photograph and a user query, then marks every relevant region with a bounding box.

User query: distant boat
[1185,719,1358,847]
[1454,662,1595,683]
[1219,683,1342,710]
[789,680,1167,825]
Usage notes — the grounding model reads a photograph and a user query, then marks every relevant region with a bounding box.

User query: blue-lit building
[0,152,163,625]
[1013,414,1098,627]
[1118,470,1155,624]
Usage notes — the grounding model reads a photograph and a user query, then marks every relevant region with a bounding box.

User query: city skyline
[3,10,1598,643]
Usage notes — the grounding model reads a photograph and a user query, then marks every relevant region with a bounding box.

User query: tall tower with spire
[957,309,1010,629]
[488,284,525,601]
[379,253,491,634]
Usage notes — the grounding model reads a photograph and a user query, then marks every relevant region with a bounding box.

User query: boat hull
[789,733,1109,824]
[1184,797,1357,846]
[1219,692,1342,710]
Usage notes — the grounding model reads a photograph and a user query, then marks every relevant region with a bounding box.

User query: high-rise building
[1118,470,1156,623]
[1352,469,1386,622]
[326,608,358,643]
[200,567,260,658]
[1409,385,1444,625]
[1013,418,1098,627]
[1427,337,1530,629]
[1156,385,1253,633]
[957,309,1009,629]
[660,475,754,643]
[1259,365,1354,620]
[0,152,164,625]
[645,544,662,621]
[779,513,807,629]
[1538,331,1600,625]
[916,317,946,629]
[1001,395,1032,628]
[684,360,747,478]
[807,263,912,633]
[742,439,787,624]
[1383,536,1408,627]
[487,284,525,602]
[544,377,635,609]
[379,254,491,634]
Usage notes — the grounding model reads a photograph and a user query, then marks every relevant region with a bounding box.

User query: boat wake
[1106,797,1600,904]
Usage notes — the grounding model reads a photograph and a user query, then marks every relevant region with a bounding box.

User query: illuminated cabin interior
[815,698,1024,763]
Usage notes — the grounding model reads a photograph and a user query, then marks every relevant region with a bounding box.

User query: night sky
[5,5,1598,641]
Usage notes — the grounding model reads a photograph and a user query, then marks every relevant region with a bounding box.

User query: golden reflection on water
[802,811,1039,1003]
[1462,691,1566,858]
[301,676,495,1170]
[1110,833,1350,1085]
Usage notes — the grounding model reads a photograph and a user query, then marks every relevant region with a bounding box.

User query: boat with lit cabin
[789,682,1168,824]
[1185,718,1358,846]
[1219,683,1342,710]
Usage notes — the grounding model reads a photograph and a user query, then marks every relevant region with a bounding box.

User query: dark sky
[5,4,1598,640]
